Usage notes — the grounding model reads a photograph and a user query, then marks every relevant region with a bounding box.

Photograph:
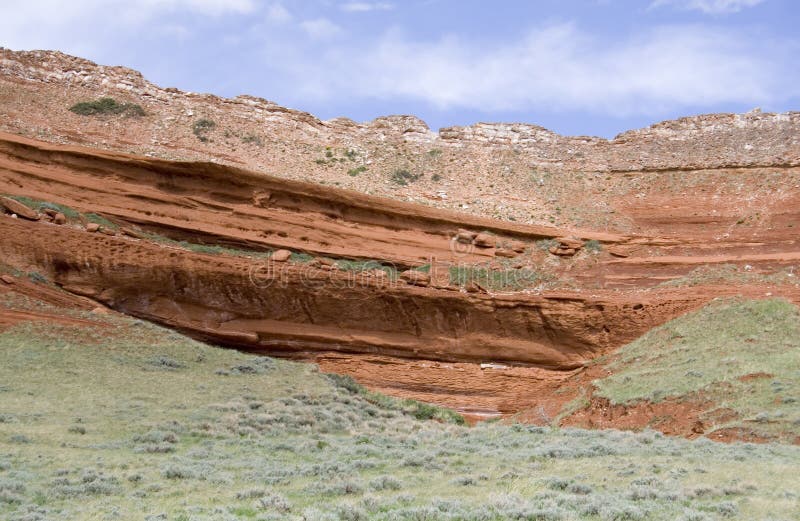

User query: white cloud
[651,0,765,14]
[265,3,292,23]
[0,1,795,123]
[340,2,394,12]
[299,18,344,40]
[274,23,795,116]
[0,0,256,53]
[147,0,257,15]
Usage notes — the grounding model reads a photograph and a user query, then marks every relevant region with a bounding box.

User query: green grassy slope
[593,298,800,441]
[1,293,800,520]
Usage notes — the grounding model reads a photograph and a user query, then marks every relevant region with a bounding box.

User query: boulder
[549,246,577,256]
[42,208,59,217]
[85,223,100,232]
[0,196,39,220]
[271,249,292,262]
[455,229,477,244]
[607,246,629,258]
[557,237,584,249]
[53,212,67,225]
[473,232,496,248]
[495,248,517,258]
[100,227,117,236]
[400,270,430,287]
[510,241,527,253]
[0,275,15,285]
[121,227,144,239]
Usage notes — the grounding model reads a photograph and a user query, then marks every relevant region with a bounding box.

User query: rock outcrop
[2,48,799,237]
[2,49,800,420]
[0,196,39,220]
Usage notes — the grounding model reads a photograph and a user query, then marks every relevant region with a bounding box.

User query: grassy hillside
[1,292,800,520]
[592,298,800,441]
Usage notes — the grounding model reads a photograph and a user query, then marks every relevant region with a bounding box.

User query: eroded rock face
[3,132,797,370]
[439,110,800,172]
[2,48,799,239]
[3,214,714,370]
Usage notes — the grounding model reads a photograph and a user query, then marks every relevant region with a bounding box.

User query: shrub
[452,475,477,486]
[290,252,316,264]
[226,357,275,375]
[0,490,22,504]
[307,479,364,496]
[334,503,368,520]
[369,476,402,491]
[449,265,548,291]
[325,373,465,425]
[348,166,367,177]
[133,430,179,444]
[241,134,263,146]
[0,479,25,505]
[50,470,121,498]
[27,272,48,284]
[326,373,363,395]
[585,239,603,252]
[192,119,216,142]
[148,356,184,370]
[69,97,145,117]
[536,238,559,251]
[390,169,422,186]
[256,492,292,512]
[162,464,197,480]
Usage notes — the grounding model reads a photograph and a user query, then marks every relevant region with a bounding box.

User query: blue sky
[2,0,798,137]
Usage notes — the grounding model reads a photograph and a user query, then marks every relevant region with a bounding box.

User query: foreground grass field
[1,292,800,520]
[592,298,800,442]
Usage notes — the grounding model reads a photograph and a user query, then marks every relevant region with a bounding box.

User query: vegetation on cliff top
[69,97,145,117]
